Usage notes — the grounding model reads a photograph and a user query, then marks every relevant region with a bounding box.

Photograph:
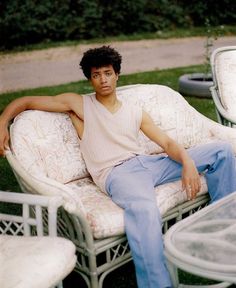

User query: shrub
[0,0,235,50]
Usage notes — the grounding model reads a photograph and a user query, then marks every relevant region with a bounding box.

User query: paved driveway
[0,36,235,93]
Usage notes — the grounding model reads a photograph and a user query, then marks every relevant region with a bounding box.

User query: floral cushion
[117,84,212,154]
[10,84,213,184]
[67,176,208,239]
[215,50,236,119]
[10,111,89,183]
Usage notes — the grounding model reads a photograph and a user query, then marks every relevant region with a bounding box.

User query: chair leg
[166,259,179,288]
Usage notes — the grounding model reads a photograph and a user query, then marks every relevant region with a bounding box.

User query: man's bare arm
[140,110,201,200]
[0,93,83,155]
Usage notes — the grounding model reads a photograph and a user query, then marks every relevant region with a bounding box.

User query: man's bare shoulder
[55,92,83,105]
[56,92,84,117]
[57,92,82,99]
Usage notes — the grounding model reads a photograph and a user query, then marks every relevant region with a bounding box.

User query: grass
[0,64,222,287]
[0,64,217,119]
[1,25,236,54]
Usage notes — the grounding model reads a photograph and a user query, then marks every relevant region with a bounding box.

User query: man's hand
[182,159,201,200]
[0,122,10,156]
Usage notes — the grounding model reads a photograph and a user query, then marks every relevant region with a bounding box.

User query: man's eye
[106,72,112,76]
[92,74,99,79]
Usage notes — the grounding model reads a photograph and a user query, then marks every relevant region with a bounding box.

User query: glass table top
[165,192,236,272]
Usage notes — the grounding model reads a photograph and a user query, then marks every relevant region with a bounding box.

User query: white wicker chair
[0,191,77,288]
[5,84,236,288]
[210,46,236,126]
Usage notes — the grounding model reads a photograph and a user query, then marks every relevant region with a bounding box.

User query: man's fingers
[187,184,194,200]
[183,180,201,200]
[4,135,10,150]
[0,146,5,156]
[183,183,192,200]
[0,135,10,156]
[0,139,4,155]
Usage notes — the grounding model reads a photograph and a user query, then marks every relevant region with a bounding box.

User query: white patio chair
[210,46,236,127]
[0,191,77,288]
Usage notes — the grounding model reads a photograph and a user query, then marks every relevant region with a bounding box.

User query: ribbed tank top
[79,94,146,192]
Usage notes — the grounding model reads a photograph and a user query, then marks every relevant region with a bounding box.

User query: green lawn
[0,64,217,119]
[2,25,236,54]
[0,65,223,287]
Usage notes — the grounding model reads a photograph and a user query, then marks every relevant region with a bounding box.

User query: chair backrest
[211,46,236,119]
[0,191,62,236]
[9,84,212,184]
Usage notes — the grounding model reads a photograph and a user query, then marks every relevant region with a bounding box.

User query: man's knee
[127,200,161,222]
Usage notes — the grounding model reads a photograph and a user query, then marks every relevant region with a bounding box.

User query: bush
[0,0,235,50]
[0,0,73,48]
[181,0,236,26]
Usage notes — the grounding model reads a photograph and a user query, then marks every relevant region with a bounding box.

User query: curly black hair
[80,46,122,79]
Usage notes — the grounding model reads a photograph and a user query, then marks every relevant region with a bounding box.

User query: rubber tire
[178,73,213,98]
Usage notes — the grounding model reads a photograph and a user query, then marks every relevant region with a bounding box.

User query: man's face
[90,65,118,96]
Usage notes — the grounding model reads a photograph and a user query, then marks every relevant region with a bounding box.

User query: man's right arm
[0,93,83,156]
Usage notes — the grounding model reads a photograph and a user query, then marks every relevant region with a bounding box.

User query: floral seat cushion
[67,176,208,239]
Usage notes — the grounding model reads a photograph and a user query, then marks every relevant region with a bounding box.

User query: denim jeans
[105,141,236,288]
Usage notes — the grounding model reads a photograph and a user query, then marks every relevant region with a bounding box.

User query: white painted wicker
[0,191,76,288]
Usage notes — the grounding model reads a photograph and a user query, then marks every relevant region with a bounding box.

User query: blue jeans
[105,141,236,288]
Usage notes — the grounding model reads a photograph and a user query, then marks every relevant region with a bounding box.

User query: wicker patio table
[164,191,236,288]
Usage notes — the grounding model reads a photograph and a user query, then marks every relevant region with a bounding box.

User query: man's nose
[100,74,107,83]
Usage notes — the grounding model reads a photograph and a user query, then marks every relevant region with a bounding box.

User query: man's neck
[95,92,121,114]
[95,91,117,106]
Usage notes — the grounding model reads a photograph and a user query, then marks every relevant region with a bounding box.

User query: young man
[0,46,236,288]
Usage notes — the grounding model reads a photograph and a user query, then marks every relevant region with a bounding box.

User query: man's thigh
[187,140,233,167]
[105,158,156,209]
[106,142,229,206]
[135,154,183,187]
[137,141,228,186]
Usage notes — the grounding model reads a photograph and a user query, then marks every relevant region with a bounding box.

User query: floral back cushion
[117,84,212,154]
[10,111,89,183]
[10,84,212,184]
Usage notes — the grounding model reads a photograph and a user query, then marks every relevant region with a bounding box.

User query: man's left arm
[140,110,201,200]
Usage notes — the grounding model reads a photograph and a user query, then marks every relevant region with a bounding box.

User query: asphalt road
[0,36,235,94]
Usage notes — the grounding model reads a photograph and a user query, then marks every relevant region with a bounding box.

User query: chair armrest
[0,190,62,207]
[208,120,236,154]
[5,150,86,215]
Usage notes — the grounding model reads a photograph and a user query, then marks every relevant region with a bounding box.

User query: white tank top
[79,94,145,192]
